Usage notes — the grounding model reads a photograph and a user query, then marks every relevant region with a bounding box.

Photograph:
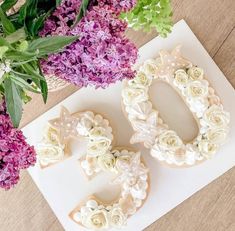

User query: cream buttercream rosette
[122,46,230,167]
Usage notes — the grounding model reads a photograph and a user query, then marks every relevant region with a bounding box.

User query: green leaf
[18,40,29,51]
[21,63,45,81]
[0,37,10,46]
[4,77,22,127]
[10,75,40,93]
[11,58,37,67]
[56,0,63,7]
[0,84,4,93]
[38,63,48,103]
[1,0,18,11]
[27,36,79,56]
[5,50,37,61]
[72,0,89,28]
[11,70,34,80]
[29,10,51,37]
[0,7,16,34]
[5,28,26,44]
[40,79,48,103]
[18,3,27,24]
[0,46,9,58]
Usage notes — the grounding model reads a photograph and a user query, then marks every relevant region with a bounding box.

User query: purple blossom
[40,0,138,88]
[0,100,36,190]
[98,0,137,13]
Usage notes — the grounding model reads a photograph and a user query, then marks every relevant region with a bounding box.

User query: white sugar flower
[122,87,148,105]
[201,105,230,128]
[157,130,183,151]
[43,125,60,145]
[84,209,109,230]
[205,128,228,144]
[87,139,111,157]
[173,69,189,89]
[187,67,204,80]
[141,59,158,77]
[77,112,95,136]
[184,80,209,99]
[198,140,218,159]
[128,70,152,89]
[36,143,64,166]
[97,152,116,172]
[109,207,127,228]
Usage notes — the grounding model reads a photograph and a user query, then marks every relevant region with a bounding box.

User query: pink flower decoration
[40,0,138,88]
[98,0,137,13]
[0,100,36,190]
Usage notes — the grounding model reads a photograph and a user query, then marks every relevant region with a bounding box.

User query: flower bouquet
[0,0,172,189]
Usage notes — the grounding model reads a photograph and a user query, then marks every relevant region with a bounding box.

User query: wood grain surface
[0,0,235,231]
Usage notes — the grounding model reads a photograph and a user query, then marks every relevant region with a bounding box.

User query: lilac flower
[97,0,137,13]
[40,0,138,88]
[0,100,36,190]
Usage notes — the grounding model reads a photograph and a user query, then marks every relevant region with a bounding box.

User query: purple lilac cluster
[40,0,138,88]
[98,0,137,13]
[0,100,36,190]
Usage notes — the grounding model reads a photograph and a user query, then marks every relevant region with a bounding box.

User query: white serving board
[23,20,235,231]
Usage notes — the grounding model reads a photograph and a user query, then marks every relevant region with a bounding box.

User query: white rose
[202,105,230,128]
[205,128,228,144]
[141,59,158,77]
[188,98,209,118]
[158,130,183,151]
[184,80,209,99]
[122,87,148,105]
[128,71,152,89]
[173,69,189,88]
[198,140,218,158]
[89,127,109,140]
[36,143,64,166]
[87,139,111,157]
[77,113,94,136]
[85,209,109,230]
[187,67,204,80]
[43,125,60,145]
[109,207,127,228]
[97,152,116,171]
[116,155,132,172]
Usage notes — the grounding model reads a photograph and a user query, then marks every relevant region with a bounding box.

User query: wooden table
[1,0,234,230]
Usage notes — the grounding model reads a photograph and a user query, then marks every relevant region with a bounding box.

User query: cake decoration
[36,107,149,229]
[70,149,149,230]
[122,46,230,167]
[36,108,114,168]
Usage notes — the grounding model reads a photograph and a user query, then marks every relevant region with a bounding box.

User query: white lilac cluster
[72,151,149,230]
[122,59,230,166]
[36,125,65,167]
